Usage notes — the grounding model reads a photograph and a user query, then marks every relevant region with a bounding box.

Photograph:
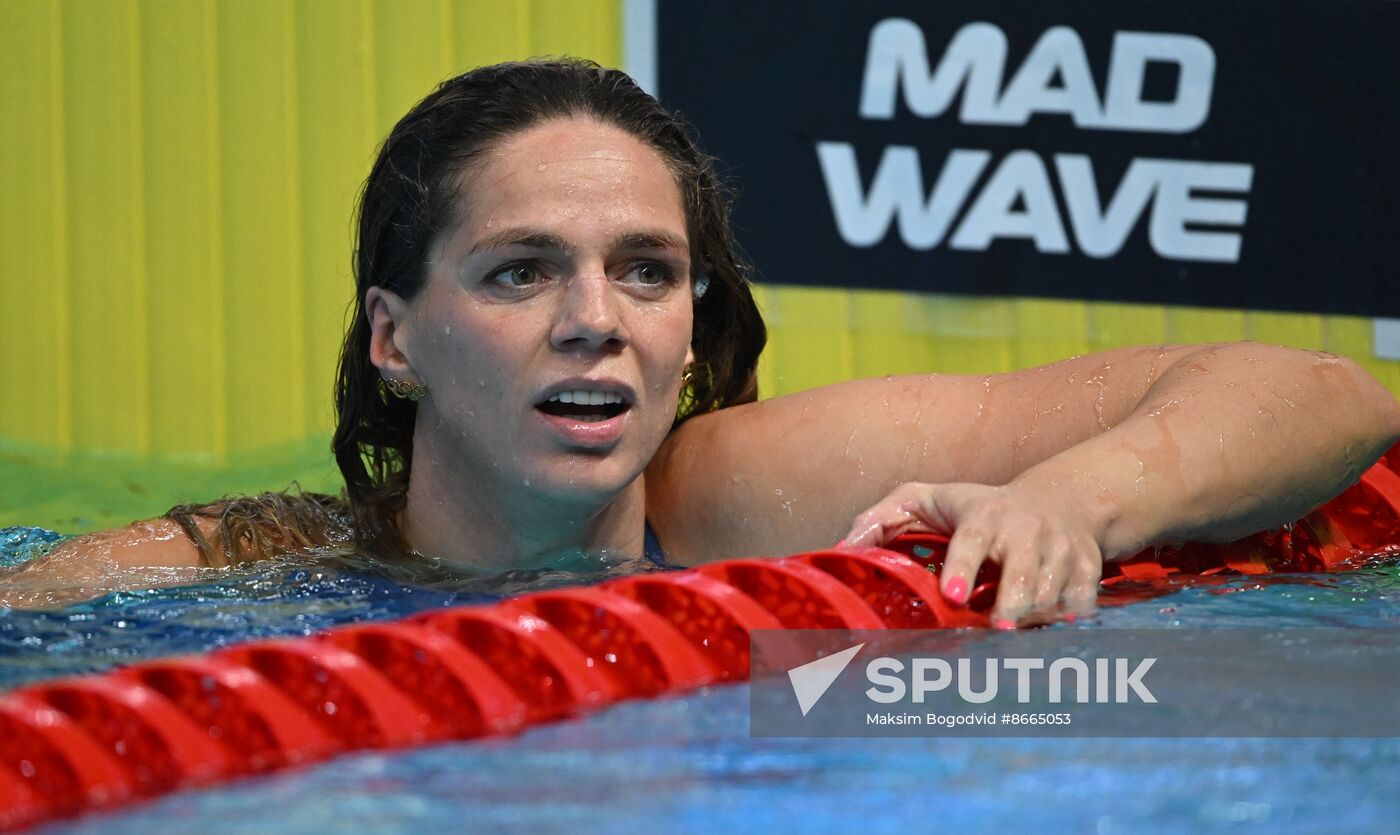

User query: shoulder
[165,490,356,567]
[644,388,888,563]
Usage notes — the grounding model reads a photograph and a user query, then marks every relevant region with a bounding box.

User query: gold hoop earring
[680,366,694,388]
[381,378,428,402]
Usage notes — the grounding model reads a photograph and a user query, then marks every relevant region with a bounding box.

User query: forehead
[455,117,687,243]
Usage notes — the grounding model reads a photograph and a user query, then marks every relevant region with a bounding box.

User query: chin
[528,456,642,504]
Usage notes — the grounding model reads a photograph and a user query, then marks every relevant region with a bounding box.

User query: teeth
[546,389,625,405]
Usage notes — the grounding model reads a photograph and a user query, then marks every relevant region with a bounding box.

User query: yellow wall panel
[1010,298,1089,369]
[529,0,618,61]
[217,0,306,453]
[296,0,377,439]
[751,287,1400,404]
[65,0,151,454]
[1245,311,1325,352]
[455,0,532,68]
[914,295,1014,375]
[1326,316,1400,393]
[1085,302,1167,353]
[1163,307,1246,344]
[2,1,629,466]
[142,0,227,461]
[0,0,72,451]
[372,0,454,135]
[755,286,854,393]
[849,290,935,379]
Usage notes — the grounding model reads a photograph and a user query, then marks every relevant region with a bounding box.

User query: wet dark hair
[332,58,767,555]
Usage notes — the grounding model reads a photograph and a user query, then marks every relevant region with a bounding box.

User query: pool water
[3,526,1399,834]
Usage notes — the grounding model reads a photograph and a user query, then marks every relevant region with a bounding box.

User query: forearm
[1011,343,1400,558]
[0,520,208,609]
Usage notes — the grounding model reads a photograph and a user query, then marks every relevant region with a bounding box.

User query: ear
[365,287,418,380]
[684,345,696,368]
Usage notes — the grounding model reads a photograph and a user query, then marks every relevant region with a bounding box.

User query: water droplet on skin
[537,162,548,171]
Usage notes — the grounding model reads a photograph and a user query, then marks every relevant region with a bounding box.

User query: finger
[843,483,945,547]
[937,516,994,605]
[841,506,916,549]
[1061,550,1103,618]
[990,535,1041,628]
[1029,538,1073,617]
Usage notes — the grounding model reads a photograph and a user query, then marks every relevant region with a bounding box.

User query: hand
[842,481,1104,627]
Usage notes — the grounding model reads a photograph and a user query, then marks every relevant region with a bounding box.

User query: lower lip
[534,407,630,448]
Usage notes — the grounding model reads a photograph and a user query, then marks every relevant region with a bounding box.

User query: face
[377,117,694,502]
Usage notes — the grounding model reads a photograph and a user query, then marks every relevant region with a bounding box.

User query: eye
[632,262,670,286]
[620,261,679,294]
[494,264,537,287]
[485,262,545,295]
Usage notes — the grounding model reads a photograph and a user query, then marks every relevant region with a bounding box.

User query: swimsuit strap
[643,521,678,569]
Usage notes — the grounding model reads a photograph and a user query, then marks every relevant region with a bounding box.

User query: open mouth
[535,389,631,423]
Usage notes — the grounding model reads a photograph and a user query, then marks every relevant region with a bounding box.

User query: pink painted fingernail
[836,539,848,548]
[943,577,968,604]
[1064,613,1078,623]
[993,619,1017,630]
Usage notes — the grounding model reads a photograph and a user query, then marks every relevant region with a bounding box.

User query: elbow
[1329,351,1400,453]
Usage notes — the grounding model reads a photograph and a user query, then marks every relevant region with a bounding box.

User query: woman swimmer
[10,59,1400,625]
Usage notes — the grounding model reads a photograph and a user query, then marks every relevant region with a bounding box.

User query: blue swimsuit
[643,522,678,570]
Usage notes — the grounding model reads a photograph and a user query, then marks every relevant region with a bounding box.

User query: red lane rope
[4,458,1400,830]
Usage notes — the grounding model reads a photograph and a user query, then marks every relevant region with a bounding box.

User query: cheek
[413,312,510,390]
[641,313,693,389]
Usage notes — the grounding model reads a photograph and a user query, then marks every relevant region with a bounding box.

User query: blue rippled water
[3,526,1398,834]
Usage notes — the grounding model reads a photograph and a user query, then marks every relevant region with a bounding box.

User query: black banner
[657,0,1400,316]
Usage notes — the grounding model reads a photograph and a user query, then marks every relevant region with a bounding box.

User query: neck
[400,442,648,572]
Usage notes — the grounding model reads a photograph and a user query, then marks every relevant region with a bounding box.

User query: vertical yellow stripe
[1011,298,1089,368]
[297,0,377,439]
[1085,301,1167,352]
[142,0,227,461]
[66,0,150,454]
[918,295,1014,375]
[455,0,532,68]
[218,0,306,454]
[1327,315,1400,394]
[373,0,455,138]
[756,286,855,392]
[530,0,620,65]
[1164,307,1246,344]
[848,289,935,378]
[1245,310,1325,351]
[0,0,74,452]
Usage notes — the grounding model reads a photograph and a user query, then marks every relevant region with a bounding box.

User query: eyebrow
[613,230,690,254]
[468,227,689,257]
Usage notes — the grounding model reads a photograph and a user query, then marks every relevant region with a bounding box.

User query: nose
[549,270,629,353]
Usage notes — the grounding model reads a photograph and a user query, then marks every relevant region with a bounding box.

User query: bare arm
[0,519,208,609]
[0,492,351,609]
[648,342,1400,617]
[976,344,1400,557]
